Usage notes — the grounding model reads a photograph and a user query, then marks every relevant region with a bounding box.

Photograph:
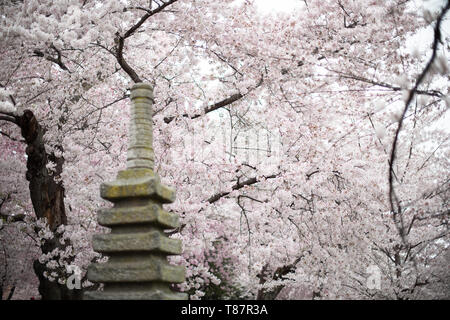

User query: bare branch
[207,173,278,204]
[256,255,303,300]
[164,76,264,124]
[124,1,179,39]
[164,93,243,124]
[115,0,179,83]
[388,2,449,243]
[0,115,18,125]
[0,131,22,142]
[329,70,444,98]
[32,45,71,72]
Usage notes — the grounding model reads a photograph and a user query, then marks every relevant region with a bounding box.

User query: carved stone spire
[84,83,187,300]
[127,83,155,170]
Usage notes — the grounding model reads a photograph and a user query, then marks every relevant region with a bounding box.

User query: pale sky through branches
[256,0,302,13]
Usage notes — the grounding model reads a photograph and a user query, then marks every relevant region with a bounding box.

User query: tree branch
[207,173,278,204]
[164,76,264,124]
[329,70,443,98]
[256,256,303,300]
[32,45,70,72]
[164,93,243,124]
[0,115,18,125]
[388,2,449,233]
[115,0,179,83]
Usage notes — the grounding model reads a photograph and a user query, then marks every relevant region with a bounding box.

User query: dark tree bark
[256,257,302,300]
[16,110,82,300]
[18,110,67,230]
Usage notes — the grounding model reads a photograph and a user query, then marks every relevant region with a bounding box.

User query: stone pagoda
[84,83,187,300]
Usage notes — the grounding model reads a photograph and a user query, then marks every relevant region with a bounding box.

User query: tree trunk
[256,257,302,300]
[17,110,82,300]
[256,264,286,300]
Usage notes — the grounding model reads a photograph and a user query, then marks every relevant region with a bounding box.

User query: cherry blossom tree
[0,0,448,300]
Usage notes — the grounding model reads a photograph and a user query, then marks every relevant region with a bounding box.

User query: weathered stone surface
[100,168,176,203]
[130,83,154,100]
[127,83,154,170]
[127,147,154,160]
[92,230,182,254]
[126,159,154,169]
[97,203,179,229]
[84,289,188,300]
[87,258,185,283]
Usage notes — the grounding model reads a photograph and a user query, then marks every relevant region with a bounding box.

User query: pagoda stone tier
[83,83,187,300]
